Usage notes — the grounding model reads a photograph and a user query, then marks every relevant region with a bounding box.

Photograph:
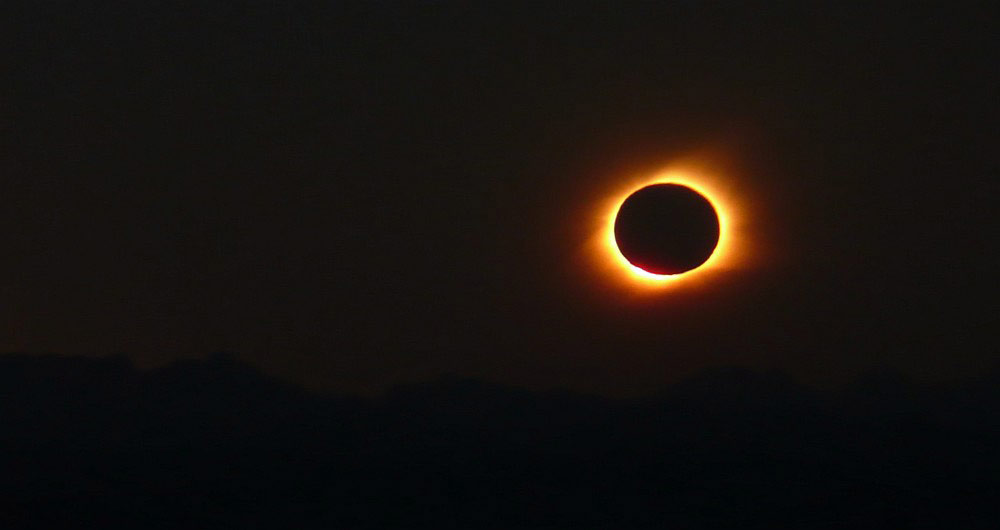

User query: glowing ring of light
[594,168,743,290]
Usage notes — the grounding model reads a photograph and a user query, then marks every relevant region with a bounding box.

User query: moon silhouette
[613,183,720,275]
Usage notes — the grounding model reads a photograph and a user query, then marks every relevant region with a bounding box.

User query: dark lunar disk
[613,183,720,275]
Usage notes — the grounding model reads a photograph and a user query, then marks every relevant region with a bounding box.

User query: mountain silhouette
[1,353,998,529]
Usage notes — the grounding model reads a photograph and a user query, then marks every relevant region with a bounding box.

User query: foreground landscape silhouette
[1,353,997,529]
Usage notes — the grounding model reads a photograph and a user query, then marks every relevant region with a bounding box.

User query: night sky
[3,2,997,392]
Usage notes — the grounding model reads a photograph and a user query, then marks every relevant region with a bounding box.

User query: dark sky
[2,2,996,395]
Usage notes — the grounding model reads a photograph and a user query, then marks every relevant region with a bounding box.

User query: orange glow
[587,163,750,292]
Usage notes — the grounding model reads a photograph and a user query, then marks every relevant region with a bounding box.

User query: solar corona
[594,169,742,290]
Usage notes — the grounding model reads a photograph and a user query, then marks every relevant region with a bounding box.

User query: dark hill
[1,354,998,529]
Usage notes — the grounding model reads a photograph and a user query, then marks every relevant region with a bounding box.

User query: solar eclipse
[589,166,746,290]
[613,184,720,276]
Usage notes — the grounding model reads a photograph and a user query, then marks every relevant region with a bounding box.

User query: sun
[589,164,748,291]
